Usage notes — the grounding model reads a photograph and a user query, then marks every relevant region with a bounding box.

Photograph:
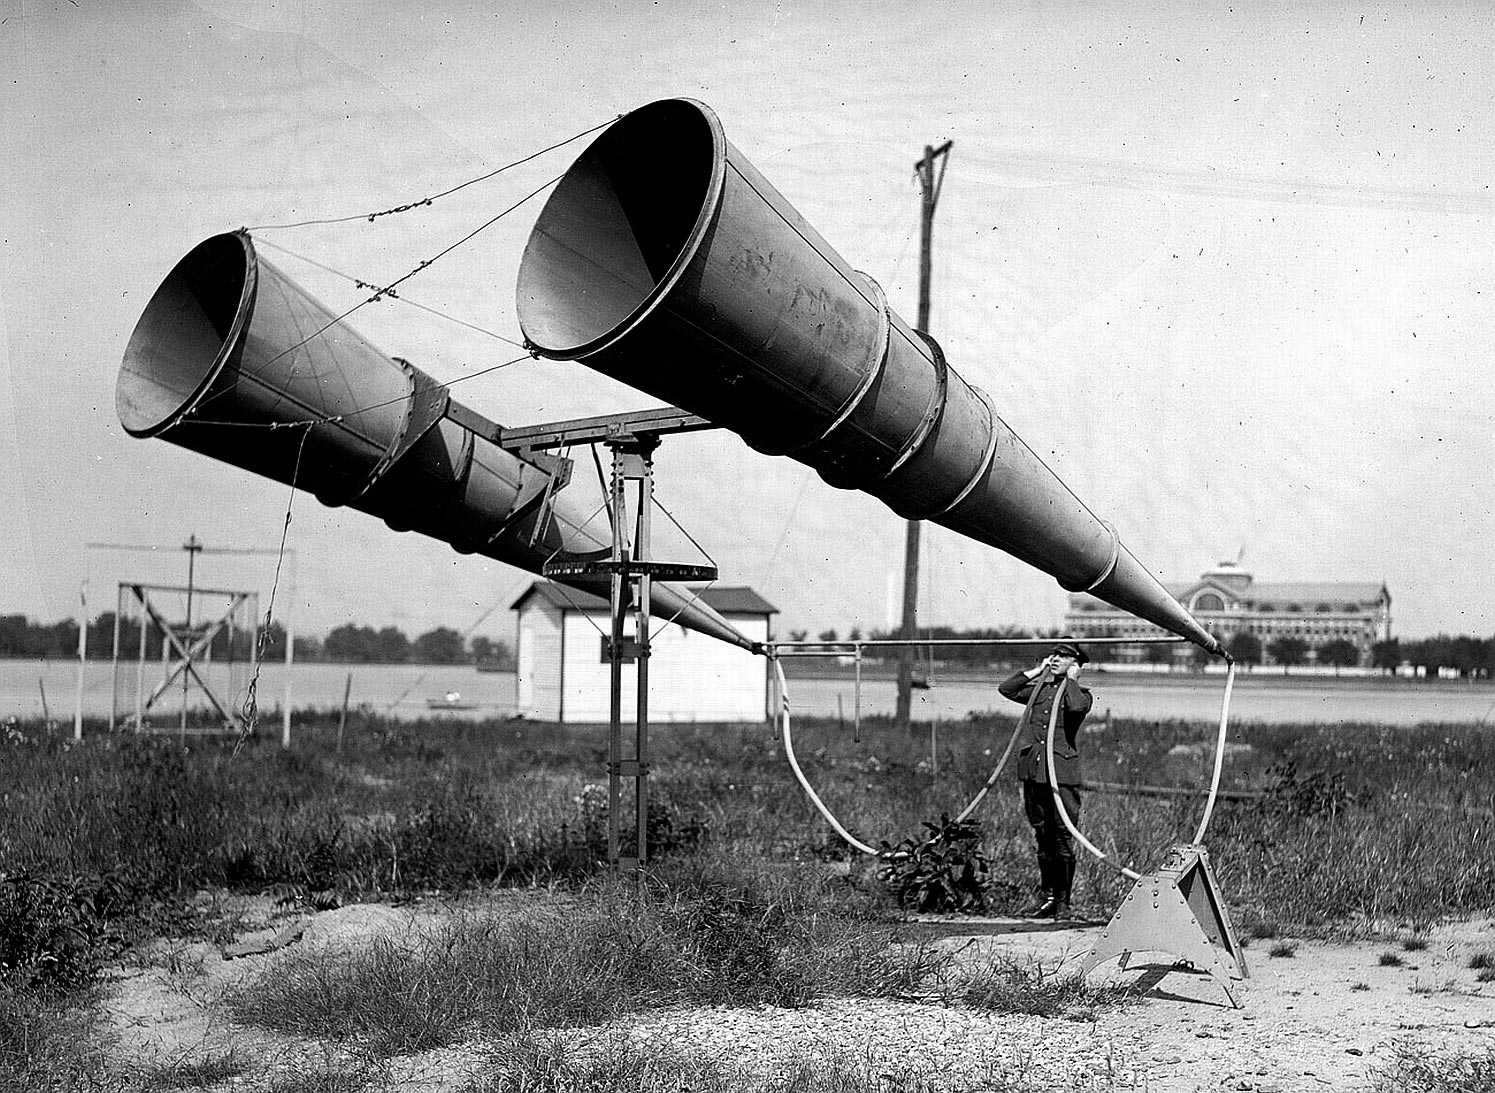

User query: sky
[2,0,1493,644]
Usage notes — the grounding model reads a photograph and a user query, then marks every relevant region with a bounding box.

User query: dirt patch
[92,897,1495,1091]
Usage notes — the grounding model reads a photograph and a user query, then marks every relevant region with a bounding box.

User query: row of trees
[0,613,513,668]
[1222,632,1495,674]
[795,623,1495,676]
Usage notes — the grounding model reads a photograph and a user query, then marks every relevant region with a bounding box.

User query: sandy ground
[94,894,1495,1092]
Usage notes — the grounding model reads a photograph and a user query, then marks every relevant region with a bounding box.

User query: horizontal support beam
[494,407,717,451]
[767,636,1190,652]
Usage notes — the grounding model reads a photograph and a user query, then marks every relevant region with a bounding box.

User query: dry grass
[3,708,1495,1084]
[954,955,1137,1022]
[1369,1042,1495,1093]
[463,1032,1086,1093]
[228,859,943,1058]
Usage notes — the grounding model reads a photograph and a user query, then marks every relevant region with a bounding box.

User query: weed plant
[957,955,1136,1020]
[3,707,1494,1001]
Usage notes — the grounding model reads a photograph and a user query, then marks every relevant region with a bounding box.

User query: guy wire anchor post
[1080,843,1249,1008]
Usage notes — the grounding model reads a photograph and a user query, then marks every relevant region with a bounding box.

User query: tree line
[797,624,1495,676]
[0,613,513,668]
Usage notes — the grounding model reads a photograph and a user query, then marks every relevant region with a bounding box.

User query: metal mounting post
[522,407,720,873]
[604,436,658,871]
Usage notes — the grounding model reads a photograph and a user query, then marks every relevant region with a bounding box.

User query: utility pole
[896,139,952,729]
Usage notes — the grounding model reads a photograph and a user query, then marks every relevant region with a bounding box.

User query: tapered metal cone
[516,98,1223,655]
[116,231,752,652]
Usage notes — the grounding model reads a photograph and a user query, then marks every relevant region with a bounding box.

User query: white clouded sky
[2,0,1492,641]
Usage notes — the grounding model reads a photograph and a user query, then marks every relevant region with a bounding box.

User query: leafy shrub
[879,814,989,913]
[0,873,128,991]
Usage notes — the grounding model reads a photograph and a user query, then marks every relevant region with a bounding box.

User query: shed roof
[511,581,777,616]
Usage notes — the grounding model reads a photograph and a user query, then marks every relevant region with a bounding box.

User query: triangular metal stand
[1080,843,1249,1008]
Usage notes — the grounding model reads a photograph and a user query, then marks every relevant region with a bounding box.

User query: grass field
[3,708,1494,1089]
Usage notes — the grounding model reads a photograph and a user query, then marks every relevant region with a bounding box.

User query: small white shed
[511,582,777,723]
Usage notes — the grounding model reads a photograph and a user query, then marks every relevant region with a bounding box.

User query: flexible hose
[1192,659,1237,844]
[1044,679,1143,882]
[775,653,1238,868]
[952,682,1038,823]
[773,657,880,856]
[1045,659,1239,879]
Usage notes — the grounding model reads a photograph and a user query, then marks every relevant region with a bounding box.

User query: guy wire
[253,238,526,350]
[188,173,560,424]
[246,115,615,231]
[234,421,314,756]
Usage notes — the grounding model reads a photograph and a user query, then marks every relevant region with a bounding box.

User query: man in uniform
[999,643,1093,919]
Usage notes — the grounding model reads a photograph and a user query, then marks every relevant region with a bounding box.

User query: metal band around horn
[1070,521,1122,594]
[923,386,1001,519]
[344,359,456,507]
[882,328,950,480]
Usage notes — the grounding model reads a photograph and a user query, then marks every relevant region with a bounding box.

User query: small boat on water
[425,690,479,711]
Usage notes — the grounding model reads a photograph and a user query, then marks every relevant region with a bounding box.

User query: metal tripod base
[1080,844,1249,1008]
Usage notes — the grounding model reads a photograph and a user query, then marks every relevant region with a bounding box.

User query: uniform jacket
[999,670,1093,786]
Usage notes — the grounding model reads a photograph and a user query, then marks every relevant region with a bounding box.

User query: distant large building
[1065,561,1391,665]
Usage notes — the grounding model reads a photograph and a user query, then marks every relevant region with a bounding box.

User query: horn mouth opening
[118,232,254,437]
[516,98,725,358]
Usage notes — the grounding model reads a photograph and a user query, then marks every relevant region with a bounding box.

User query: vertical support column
[282,590,295,749]
[633,439,657,868]
[606,444,628,869]
[74,583,88,742]
[134,590,148,732]
[110,586,123,733]
[182,535,200,740]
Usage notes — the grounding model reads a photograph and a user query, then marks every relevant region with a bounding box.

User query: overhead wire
[245,115,616,231]
[187,172,561,424]
[253,238,527,351]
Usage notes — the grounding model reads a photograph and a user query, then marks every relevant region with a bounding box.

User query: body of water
[5,659,1493,727]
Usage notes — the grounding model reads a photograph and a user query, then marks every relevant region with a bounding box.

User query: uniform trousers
[1021,779,1081,894]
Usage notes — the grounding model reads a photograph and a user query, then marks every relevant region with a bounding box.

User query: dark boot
[1018,855,1055,916]
[1018,886,1053,917]
[1029,892,1062,919]
[1052,860,1076,921]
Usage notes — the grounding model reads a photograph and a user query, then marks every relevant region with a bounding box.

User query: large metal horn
[116,230,753,651]
[517,98,1223,655]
